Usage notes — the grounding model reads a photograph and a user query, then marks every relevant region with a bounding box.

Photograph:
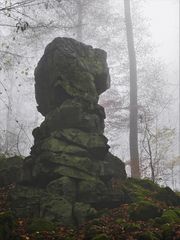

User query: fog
[0,0,179,189]
[144,0,179,148]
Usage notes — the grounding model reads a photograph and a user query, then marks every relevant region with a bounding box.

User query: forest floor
[0,184,180,240]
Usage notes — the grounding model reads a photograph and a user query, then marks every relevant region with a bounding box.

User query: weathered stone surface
[154,187,180,206]
[0,155,23,187]
[100,153,127,180]
[39,99,105,134]
[73,202,97,225]
[35,37,110,116]
[10,37,127,226]
[78,178,108,203]
[9,186,43,218]
[41,194,73,225]
[47,177,77,202]
[36,137,89,156]
[31,152,100,185]
[0,211,14,240]
[52,128,109,158]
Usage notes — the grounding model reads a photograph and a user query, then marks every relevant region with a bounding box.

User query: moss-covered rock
[78,178,108,203]
[0,155,23,169]
[129,178,160,192]
[0,155,23,186]
[123,222,141,231]
[92,233,109,240]
[31,152,99,184]
[155,209,180,224]
[129,201,162,221]
[121,178,161,203]
[115,218,126,225]
[41,194,73,225]
[161,223,175,240]
[47,177,77,202]
[137,231,159,240]
[0,211,14,240]
[100,153,126,180]
[40,99,105,133]
[54,166,95,181]
[48,154,97,174]
[154,187,180,206]
[39,137,88,156]
[73,202,97,225]
[35,37,110,116]
[9,186,43,218]
[27,218,56,233]
[52,128,109,158]
[8,38,128,226]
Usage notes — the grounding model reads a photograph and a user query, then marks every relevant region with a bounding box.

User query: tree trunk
[124,0,140,178]
[179,56,180,182]
[4,73,13,155]
[76,0,83,41]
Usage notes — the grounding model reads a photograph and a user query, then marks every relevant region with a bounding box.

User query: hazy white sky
[143,0,179,73]
[143,0,179,158]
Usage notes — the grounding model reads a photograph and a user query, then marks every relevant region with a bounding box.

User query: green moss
[79,179,108,202]
[121,178,180,208]
[138,231,159,240]
[154,187,180,206]
[129,201,162,221]
[123,179,152,202]
[174,208,180,217]
[123,222,141,231]
[33,152,100,181]
[52,128,108,158]
[41,195,73,225]
[131,178,160,191]
[9,186,43,218]
[102,153,126,180]
[176,191,180,197]
[41,137,87,155]
[43,98,104,133]
[0,155,24,186]
[0,211,14,240]
[0,155,23,169]
[54,69,98,103]
[159,209,180,224]
[161,223,174,240]
[51,154,96,173]
[74,202,97,225]
[27,218,56,233]
[47,177,76,201]
[55,165,95,180]
[115,218,126,225]
[91,219,102,226]
[92,233,109,240]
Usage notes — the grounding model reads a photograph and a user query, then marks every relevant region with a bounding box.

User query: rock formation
[10,38,126,225]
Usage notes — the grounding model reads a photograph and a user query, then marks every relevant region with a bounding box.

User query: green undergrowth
[122,178,180,206]
[0,166,180,239]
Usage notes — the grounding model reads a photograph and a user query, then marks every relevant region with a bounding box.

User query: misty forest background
[0,0,179,189]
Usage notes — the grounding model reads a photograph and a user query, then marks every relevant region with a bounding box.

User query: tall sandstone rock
[10,38,126,225]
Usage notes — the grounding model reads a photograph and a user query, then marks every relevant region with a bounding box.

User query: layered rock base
[10,38,126,225]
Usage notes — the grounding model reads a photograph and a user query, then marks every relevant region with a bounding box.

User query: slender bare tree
[124,0,140,178]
